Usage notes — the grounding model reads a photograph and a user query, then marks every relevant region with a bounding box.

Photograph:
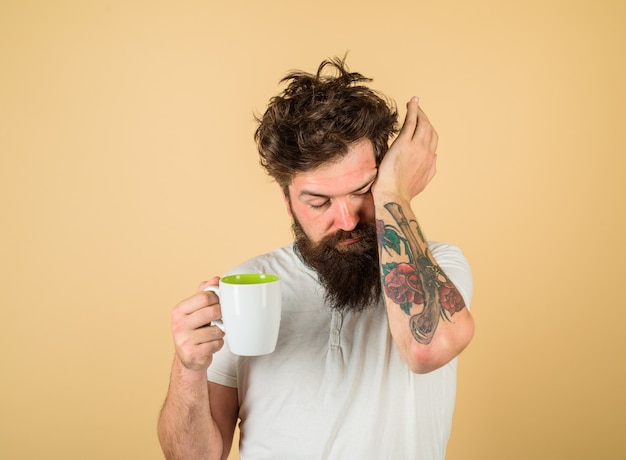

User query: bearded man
[158,57,475,460]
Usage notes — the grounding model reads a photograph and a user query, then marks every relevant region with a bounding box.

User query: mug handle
[203,286,225,332]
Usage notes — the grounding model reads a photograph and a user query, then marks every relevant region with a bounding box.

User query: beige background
[2,0,625,459]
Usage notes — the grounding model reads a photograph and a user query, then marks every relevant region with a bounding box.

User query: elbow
[407,345,445,374]
[407,316,475,374]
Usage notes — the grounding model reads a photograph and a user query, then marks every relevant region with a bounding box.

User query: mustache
[318,223,375,247]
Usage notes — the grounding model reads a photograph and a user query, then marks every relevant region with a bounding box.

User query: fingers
[171,280,226,371]
[376,97,439,200]
[399,97,437,148]
[174,329,225,371]
[197,276,220,292]
[173,297,222,329]
[185,323,225,348]
[412,101,434,141]
[398,96,420,139]
[430,127,439,153]
[175,289,220,316]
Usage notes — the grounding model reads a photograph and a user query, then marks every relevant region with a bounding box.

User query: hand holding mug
[171,277,226,372]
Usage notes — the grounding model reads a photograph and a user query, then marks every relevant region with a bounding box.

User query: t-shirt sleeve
[206,339,238,387]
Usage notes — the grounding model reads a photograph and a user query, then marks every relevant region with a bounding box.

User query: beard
[292,217,382,312]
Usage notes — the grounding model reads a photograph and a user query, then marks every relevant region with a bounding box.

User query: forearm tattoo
[377,202,466,344]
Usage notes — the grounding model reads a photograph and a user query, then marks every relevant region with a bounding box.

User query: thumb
[197,276,220,292]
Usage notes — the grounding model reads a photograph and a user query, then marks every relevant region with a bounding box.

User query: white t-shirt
[208,242,473,460]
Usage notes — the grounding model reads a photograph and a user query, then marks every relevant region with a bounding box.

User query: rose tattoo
[377,203,466,344]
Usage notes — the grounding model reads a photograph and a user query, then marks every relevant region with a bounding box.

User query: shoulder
[428,241,469,268]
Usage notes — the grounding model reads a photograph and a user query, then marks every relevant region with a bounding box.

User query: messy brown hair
[254,57,398,191]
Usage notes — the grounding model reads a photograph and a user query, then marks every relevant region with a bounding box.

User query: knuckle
[173,330,190,350]
[171,321,186,341]
[207,338,225,355]
[171,307,183,324]
[209,304,222,321]
[204,290,219,305]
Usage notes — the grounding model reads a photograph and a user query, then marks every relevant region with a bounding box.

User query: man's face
[284,139,383,311]
[285,138,378,245]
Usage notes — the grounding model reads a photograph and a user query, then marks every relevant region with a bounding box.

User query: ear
[280,185,293,217]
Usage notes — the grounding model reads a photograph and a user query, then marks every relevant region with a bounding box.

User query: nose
[333,199,359,232]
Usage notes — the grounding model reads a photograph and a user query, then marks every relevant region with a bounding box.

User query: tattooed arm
[372,97,474,374]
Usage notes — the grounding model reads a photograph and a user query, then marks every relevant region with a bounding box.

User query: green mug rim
[221,273,280,285]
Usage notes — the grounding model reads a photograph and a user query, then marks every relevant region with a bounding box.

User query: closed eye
[354,184,373,197]
[300,175,376,209]
[309,200,330,209]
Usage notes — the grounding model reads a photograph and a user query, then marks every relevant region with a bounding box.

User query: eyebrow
[299,174,378,200]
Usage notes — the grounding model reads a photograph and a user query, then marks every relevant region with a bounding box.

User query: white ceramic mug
[204,273,281,356]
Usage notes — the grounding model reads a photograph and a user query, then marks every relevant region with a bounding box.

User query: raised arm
[158,278,239,460]
[372,97,474,374]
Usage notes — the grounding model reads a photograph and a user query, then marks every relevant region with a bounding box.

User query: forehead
[289,140,378,197]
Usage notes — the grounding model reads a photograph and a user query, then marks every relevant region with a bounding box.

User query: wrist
[372,187,411,209]
[173,354,211,383]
